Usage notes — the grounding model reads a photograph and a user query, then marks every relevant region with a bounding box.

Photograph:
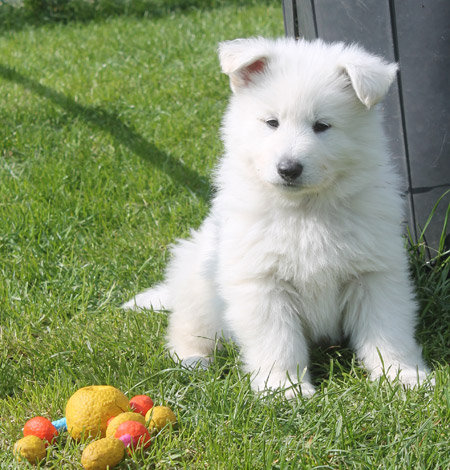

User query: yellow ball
[13,435,46,464]
[66,385,129,440]
[81,437,125,470]
[145,405,176,432]
[105,412,145,438]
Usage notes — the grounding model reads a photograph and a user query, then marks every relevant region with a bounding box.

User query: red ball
[23,417,58,445]
[129,395,154,417]
[115,421,151,451]
[106,416,116,427]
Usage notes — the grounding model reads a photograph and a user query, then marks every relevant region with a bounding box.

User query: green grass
[1,2,449,469]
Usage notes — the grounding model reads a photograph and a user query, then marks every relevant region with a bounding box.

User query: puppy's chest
[264,217,354,340]
[263,215,353,287]
[219,210,356,339]
[219,208,359,290]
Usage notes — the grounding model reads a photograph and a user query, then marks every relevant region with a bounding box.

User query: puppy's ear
[218,38,270,92]
[340,46,398,108]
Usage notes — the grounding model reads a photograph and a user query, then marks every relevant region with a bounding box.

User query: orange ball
[129,395,154,417]
[115,421,151,451]
[23,417,58,445]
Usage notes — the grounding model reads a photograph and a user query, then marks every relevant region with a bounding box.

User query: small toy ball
[117,433,132,448]
[105,411,145,438]
[13,435,47,464]
[145,406,176,432]
[115,421,151,452]
[106,416,116,427]
[23,416,58,445]
[81,436,127,470]
[65,385,129,439]
[52,417,67,432]
[129,394,154,416]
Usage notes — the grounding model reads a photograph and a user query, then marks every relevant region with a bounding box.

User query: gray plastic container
[282,0,450,251]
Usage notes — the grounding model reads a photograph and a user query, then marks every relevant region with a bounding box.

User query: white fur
[123,38,432,397]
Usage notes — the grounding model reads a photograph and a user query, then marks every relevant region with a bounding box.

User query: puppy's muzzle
[277,159,303,183]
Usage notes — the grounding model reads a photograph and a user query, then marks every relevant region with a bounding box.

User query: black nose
[277,159,303,182]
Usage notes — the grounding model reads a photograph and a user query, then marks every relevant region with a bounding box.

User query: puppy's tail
[122,283,171,311]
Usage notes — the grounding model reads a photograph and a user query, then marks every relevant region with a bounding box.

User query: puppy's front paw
[300,381,316,397]
[284,382,316,399]
[181,355,212,370]
[371,366,435,389]
[255,377,316,399]
[397,368,435,389]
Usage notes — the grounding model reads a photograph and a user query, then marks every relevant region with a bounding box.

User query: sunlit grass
[1,3,449,469]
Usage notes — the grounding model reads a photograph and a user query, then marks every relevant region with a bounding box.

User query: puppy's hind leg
[165,223,225,368]
[123,218,224,367]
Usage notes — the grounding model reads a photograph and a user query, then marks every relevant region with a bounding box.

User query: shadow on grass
[309,343,356,385]
[0,63,210,200]
[0,0,274,33]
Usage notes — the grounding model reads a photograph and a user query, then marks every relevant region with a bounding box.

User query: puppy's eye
[313,121,331,133]
[265,118,279,129]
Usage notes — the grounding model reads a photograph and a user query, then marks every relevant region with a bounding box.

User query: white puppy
[124,38,432,397]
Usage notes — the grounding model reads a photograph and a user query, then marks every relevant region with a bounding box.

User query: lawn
[0,1,449,469]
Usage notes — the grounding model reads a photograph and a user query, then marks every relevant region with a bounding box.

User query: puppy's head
[218,38,397,199]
